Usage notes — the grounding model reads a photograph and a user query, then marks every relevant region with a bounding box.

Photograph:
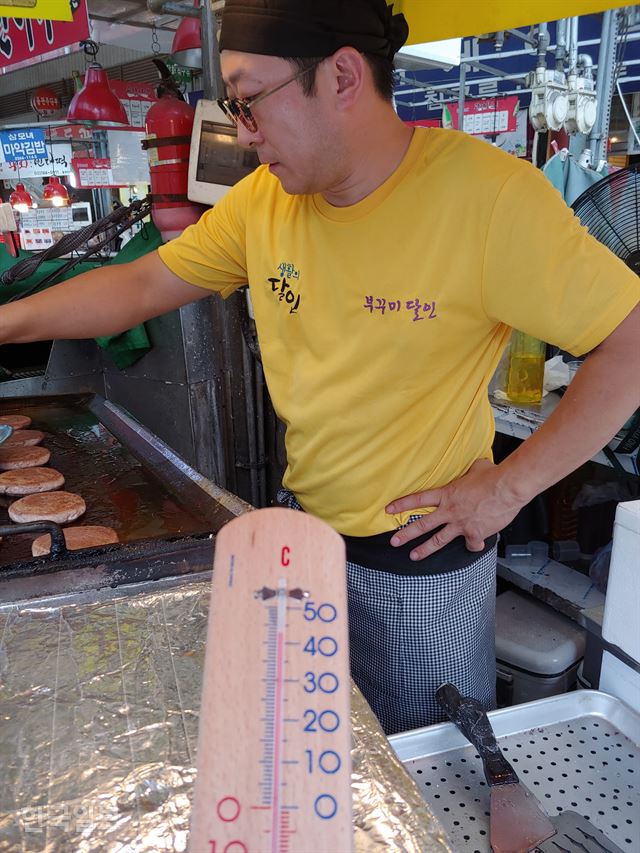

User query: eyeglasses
[217,59,324,133]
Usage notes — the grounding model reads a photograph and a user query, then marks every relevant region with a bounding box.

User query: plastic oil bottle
[506,330,546,404]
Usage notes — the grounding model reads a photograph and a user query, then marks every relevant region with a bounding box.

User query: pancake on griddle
[2,429,45,447]
[0,467,64,495]
[9,491,86,524]
[31,525,119,556]
[0,445,50,469]
[0,415,32,429]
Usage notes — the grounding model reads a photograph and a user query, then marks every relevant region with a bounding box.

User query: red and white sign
[20,227,54,250]
[445,95,519,136]
[109,81,157,129]
[0,0,89,72]
[50,125,94,142]
[30,86,62,117]
[71,157,126,188]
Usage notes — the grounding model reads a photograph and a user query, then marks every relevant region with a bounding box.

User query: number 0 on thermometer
[189,508,353,853]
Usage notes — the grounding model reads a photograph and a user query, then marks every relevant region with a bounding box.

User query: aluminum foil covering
[0,578,454,853]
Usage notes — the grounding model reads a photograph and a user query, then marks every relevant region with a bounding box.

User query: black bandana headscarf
[219,0,409,61]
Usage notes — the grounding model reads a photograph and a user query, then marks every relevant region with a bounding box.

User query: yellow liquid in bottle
[506,353,545,404]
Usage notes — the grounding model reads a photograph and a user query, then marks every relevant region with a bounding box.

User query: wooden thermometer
[189,507,353,853]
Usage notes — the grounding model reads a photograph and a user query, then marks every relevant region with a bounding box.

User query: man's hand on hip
[385,459,525,561]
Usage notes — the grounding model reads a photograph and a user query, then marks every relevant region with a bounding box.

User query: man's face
[220,51,343,196]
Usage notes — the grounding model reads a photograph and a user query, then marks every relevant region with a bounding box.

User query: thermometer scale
[189,508,353,853]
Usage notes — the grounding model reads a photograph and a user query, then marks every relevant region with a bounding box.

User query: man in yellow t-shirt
[0,1,638,735]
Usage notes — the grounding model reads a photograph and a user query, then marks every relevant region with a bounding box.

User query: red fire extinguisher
[142,61,205,241]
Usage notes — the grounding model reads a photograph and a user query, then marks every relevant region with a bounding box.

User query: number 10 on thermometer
[189,508,353,853]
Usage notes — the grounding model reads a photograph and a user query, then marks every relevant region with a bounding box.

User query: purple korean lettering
[406,299,424,321]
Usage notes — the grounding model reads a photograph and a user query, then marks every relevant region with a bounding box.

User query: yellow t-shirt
[158,129,639,537]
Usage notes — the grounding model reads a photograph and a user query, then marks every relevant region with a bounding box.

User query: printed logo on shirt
[277,261,300,280]
[268,260,301,314]
[363,296,438,322]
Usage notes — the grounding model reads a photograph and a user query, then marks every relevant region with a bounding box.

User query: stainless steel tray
[388,690,640,853]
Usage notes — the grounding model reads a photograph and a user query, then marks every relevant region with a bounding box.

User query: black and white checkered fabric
[278,489,497,736]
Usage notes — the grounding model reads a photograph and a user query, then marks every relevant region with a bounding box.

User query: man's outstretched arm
[0,251,210,344]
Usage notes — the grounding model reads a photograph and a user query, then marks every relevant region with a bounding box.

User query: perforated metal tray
[389,690,640,853]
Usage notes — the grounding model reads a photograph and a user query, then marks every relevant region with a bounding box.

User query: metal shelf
[491,393,639,476]
[497,553,605,633]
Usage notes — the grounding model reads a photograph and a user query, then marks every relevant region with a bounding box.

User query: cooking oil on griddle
[0,401,211,564]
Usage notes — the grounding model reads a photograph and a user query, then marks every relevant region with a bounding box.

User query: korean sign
[443,96,519,136]
[71,157,126,188]
[108,81,157,129]
[49,124,94,141]
[0,140,72,180]
[0,129,47,162]
[30,86,62,117]
[0,0,89,71]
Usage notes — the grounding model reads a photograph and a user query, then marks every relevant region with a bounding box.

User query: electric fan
[572,162,640,276]
[572,162,640,456]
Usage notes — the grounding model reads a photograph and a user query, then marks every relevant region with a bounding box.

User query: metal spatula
[537,811,625,852]
[436,683,556,853]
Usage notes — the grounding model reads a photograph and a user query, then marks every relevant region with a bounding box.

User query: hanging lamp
[43,176,70,207]
[67,40,128,126]
[9,183,33,213]
[171,0,202,69]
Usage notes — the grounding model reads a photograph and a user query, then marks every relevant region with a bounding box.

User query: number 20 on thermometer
[189,508,353,853]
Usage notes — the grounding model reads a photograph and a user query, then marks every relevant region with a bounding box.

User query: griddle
[0,392,250,603]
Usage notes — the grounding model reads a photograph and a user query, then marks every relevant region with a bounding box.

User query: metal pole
[504,28,537,47]
[555,19,567,71]
[200,0,224,100]
[457,61,466,131]
[536,22,549,68]
[589,9,617,165]
[568,17,579,73]
[241,336,259,507]
[463,58,527,84]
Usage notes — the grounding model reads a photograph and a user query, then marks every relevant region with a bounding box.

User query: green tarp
[0,222,164,369]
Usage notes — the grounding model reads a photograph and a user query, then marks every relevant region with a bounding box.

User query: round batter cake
[3,429,45,447]
[0,414,32,429]
[0,467,64,495]
[0,445,50,470]
[31,525,119,556]
[9,491,86,524]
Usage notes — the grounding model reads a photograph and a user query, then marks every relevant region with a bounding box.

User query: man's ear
[329,47,366,110]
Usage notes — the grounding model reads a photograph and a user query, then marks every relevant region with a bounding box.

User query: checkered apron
[278,490,497,735]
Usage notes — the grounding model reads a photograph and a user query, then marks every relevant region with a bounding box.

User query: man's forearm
[498,304,640,505]
[0,252,207,344]
[0,265,140,343]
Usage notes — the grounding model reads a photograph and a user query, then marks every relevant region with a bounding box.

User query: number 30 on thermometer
[189,508,353,853]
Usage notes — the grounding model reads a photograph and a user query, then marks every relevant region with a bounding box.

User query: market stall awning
[397,0,624,44]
